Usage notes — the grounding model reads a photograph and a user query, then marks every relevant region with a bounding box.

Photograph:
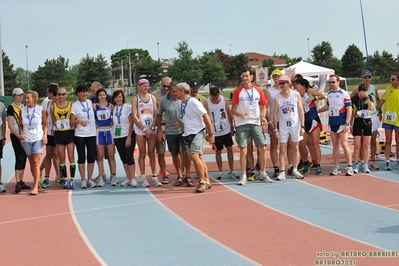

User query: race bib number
[357,110,371,119]
[385,111,397,122]
[97,110,111,121]
[249,104,257,110]
[285,118,294,127]
[217,121,227,131]
[56,119,70,130]
[330,107,339,117]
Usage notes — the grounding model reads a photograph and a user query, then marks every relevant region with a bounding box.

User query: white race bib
[357,110,371,119]
[56,119,70,130]
[303,103,310,113]
[385,111,397,122]
[97,110,111,121]
[330,107,339,117]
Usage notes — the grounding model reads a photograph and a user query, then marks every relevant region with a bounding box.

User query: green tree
[341,44,365,77]
[311,41,334,68]
[369,50,396,79]
[135,56,162,89]
[199,52,226,87]
[76,54,111,86]
[168,41,202,82]
[31,56,69,96]
[65,65,79,90]
[273,53,302,66]
[1,50,18,95]
[225,53,249,85]
[262,59,275,73]
[15,67,28,90]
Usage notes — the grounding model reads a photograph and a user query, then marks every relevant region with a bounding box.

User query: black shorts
[54,130,75,145]
[213,132,234,150]
[46,135,56,146]
[352,118,372,136]
[304,117,322,134]
[166,133,182,157]
[0,140,3,158]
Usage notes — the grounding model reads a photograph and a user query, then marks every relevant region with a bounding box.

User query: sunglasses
[278,82,287,85]
[328,81,336,84]
[391,78,398,82]
[57,93,67,96]
[162,84,170,88]
[362,76,371,79]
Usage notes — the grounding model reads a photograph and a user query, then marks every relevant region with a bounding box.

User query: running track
[1,133,399,266]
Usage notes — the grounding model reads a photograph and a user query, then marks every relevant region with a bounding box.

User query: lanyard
[180,97,191,119]
[26,106,35,126]
[80,100,90,120]
[115,104,123,125]
[244,87,254,103]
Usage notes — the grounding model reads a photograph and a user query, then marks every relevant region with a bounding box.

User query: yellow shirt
[53,102,72,131]
[382,85,399,126]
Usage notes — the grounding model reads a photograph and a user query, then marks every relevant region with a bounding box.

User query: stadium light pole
[127,42,132,94]
[307,38,310,60]
[359,0,370,70]
[25,45,30,90]
[157,42,160,61]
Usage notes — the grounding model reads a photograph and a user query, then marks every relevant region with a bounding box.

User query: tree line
[2,41,398,97]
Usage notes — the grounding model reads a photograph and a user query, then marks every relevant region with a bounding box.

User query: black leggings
[115,134,136,165]
[10,134,27,170]
[74,136,96,164]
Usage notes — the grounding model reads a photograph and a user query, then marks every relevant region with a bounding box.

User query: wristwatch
[345,122,350,126]
[206,133,214,136]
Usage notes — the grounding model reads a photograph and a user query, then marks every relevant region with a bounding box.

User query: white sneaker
[131,178,138,187]
[228,171,237,179]
[292,171,304,179]
[238,176,247,185]
[80,180,87,189]
[152,176,162,187]
[120,179,132,187]
[0,184,6,193]
[217,172,224,180]
[276,171,286,181]
[259,172,273,183]
[110,175,118,186]
[87,179,96,188]
[330,167,341,176]
[93,174,107,183]
[96,177,105,187]
[141,178,150,188]
[345,167,354,176]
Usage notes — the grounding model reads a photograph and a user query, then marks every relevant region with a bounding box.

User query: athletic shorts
[304,117,322,134]
[329,125,345,134]
[382,123,399,131]
[213,132,233,150]
[352,118,372,136]
[279,126,301,143]
[0,140,3,158]
[46,135,56,146]
[54,130,75,145]
[97,129,114,146]
[235,124,266,147]
[22,140,44,156]
[181,130,205,155]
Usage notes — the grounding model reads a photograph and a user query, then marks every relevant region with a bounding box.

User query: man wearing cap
[231,69,273,185]
[265,69,282,177]
[153,77,172,184]
[189,79,207,105]
[318,75,353,176]
[273,75,305,180]
[376,72,399,170]
[350,70,381,171]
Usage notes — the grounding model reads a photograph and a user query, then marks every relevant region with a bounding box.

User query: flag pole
[0,20,5,96]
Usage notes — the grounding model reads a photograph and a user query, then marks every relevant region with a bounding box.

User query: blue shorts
[329,125,344,134]
[97,129,114,145]
[22,140,44,156]
[382,123,399,131]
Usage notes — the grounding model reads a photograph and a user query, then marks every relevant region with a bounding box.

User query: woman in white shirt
[19,90,48,195]
[71,84,97,189]
[112,90,137,187]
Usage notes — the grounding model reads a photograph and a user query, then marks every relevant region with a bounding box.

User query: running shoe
[345,167,354,176]
[238,176,247,186]
[369,161,379,170]
[0,184,6,193]
[330,167,341,176]
[152,176,162,187]
[259,172,273,183]
[110,175,118,186]
[287,166,293,176]
[297,161,304,172]
[228,172,237,179]
[273,167,280,177]
[59,178,66,187]
[42,178,50,188]
[276,171,286,181]
[96,177,105,187]
[81,180,87,189]
[363,164,371,174]
[302,162,312,174]
[247,171,256,181]
[316,165,322,175]
[292,171,304,179]
[68,180,75,189]
[385,162,391,171]
[19,181,31,190]
[141,178,150,188]
[15,182,21,193]
[62,179,70,189]
[217,172,224,180]
[353,164,359,174]
[87,179,96,188]
[311,163,317,170]
[131,178,138,187]
[120,179,132,187]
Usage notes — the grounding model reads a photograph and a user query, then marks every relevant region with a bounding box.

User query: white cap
[12,88,24,95]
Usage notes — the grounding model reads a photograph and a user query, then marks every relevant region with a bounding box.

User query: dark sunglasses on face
[362,76,371,79]
[391,78,398,82]
[329,81,336,84]
[279,82,287,85]
[57,93,67,96]
[162,84,170,88]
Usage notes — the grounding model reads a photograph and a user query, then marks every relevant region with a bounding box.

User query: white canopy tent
[282,61,335,76]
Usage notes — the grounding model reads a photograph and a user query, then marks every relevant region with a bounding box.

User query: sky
[1,0,398,72]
